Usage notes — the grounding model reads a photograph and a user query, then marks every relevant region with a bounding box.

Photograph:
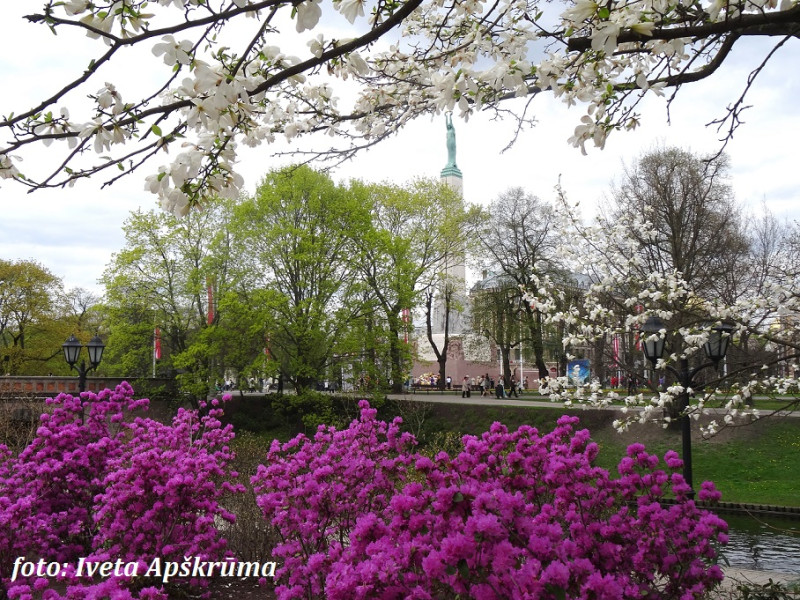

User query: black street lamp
[641,316,734,498]
[62,334,105,393]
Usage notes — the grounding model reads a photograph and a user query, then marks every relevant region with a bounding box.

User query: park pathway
[385,391,800,417]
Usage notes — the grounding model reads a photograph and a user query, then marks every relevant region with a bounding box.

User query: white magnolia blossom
[152,35,194,66]
[0,153,21,180]
[1,0,797,216]
[64,0,90,15]
[296,0,323,32]
[307,34,326,58]
[522,186,800,434]
[337,0,366,23]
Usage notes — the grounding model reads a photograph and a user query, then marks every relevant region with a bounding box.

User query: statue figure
[445,113,458,169]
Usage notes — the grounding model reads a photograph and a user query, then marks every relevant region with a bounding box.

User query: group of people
[609,375,641,394]
[457,374,527,398]
[411,373,529,397]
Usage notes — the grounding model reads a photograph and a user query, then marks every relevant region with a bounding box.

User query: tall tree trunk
[388,324,404,394]
[527,311,549,380]
[425,289,450,392]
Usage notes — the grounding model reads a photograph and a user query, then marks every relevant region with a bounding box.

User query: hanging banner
[154,328,162,360]
[401,308,410,343]
[207,278,214,325]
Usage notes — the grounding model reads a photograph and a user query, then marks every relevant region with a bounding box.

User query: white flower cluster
[2,0,796,214]
[526,186,800,434]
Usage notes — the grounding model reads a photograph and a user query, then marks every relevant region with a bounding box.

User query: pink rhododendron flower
[254,405,728,600]
[1,384,243,599]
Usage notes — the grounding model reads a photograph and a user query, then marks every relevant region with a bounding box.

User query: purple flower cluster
[0,384,242,600]
[254,401,727,600]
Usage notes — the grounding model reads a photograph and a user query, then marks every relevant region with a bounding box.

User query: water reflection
[722,514,800,574]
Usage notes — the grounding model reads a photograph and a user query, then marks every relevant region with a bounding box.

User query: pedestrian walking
[495,375,505,399]
[461,376,471,398]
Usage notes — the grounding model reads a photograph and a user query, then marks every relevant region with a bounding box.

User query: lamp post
[641,316,733,498]
[62,334,105,393]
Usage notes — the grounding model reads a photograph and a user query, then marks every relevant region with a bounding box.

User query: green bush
[273,391,342,433]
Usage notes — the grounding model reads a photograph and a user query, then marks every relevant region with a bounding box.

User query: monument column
[434,113,466,335]
[441,113,464,195]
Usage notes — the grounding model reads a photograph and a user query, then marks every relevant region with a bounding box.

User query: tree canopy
[232,165,369,393]
[101,198,238,396]
[1,0,796,212]
[99,166,469,394]
[0,260,102,376]
[528,146,800,434]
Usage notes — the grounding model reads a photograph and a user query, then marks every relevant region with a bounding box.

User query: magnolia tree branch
[567,4,800,51]
[705,33,796,159]
[520,178,800,435]
[1,0,798,213]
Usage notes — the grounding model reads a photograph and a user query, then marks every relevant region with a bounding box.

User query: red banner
[207,280,214,325]
[154,328,162,360]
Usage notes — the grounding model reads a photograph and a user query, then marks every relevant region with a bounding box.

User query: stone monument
[431,113,466,334]
[440,113,463,195]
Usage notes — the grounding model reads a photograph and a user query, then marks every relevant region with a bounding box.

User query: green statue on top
[441,113,463,178]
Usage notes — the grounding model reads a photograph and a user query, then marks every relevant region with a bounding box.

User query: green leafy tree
[0,259,67,375]
[233,166,370,393]
[349,178,468,393]
[101,199,236,398]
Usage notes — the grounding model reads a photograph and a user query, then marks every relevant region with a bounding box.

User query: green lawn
[591,419,800,507]
[231,396,800,508]
[414,402,800,507]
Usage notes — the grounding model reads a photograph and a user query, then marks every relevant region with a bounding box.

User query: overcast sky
[1,6,798,295]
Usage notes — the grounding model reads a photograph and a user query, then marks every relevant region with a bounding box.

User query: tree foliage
[98,167,470,394]
[0,259,96,376]
[101,199,237,396]
[528,147,800,435]
[233,166,370,393]
[350,178,469,392]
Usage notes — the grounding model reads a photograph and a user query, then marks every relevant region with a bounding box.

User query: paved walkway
[387,391,559,408]
[386,392,800,417]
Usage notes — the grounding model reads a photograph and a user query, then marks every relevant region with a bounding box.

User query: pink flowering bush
[0,384,243,600]
[252,402,417,598]
[254,401,727,600]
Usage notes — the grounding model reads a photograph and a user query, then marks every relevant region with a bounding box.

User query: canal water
[723,514,800,574]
